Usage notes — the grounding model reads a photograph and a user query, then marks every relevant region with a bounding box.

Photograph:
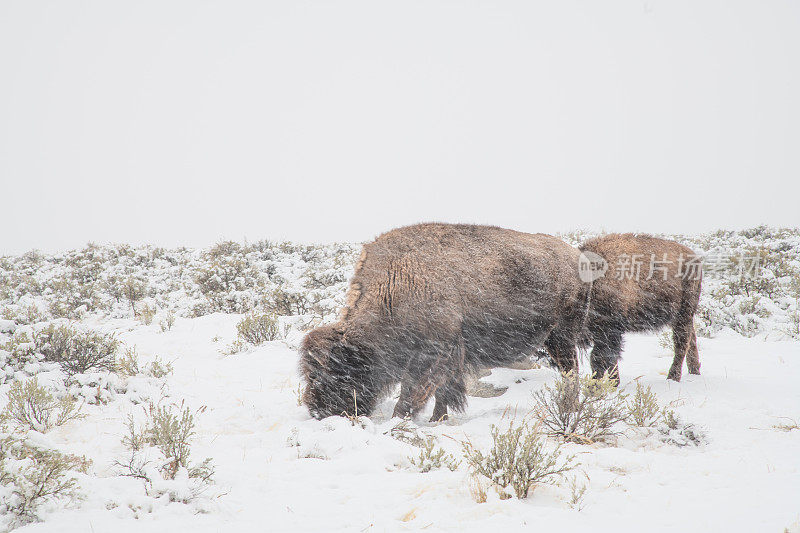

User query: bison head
[299,324,380,419]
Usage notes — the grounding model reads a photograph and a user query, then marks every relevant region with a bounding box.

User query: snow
[6,313,798,532]
[1,229,799,531]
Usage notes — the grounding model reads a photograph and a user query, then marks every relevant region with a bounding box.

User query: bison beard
[300,223,591,421]
[580,233,703,382]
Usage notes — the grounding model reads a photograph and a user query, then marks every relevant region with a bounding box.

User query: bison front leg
[393,340,464,421]
[392,365,442,419]
[545,330,579,374]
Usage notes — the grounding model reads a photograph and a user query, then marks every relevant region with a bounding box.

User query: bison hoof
[429,412,449,423]
[688,367,701,375]
[666,372,682,382]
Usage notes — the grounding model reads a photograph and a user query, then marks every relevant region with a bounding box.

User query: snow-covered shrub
[67,372,127,405]
[625,382,662,428]
[122,277,147,317]
[121,402,214,482]
[789,309,800,338]
[663,409,680,430]
[533,372,628,443]
[566,475,589,510]
[302,262,349,289]
[1,378,84,432]
[116,346,171,379]
[0,424,90,529]
[787,274,800,338]
[99,275,125,305]
[462,420,576,499]
[222,339,248,355]
[770,418,799,432]
[145,357,173,379]
[408,436,460,473]
[0,324,143,406]
[116,402,215,504]
[194,242,263,314]
[468,475,489,503]
[1,330,39,377]
[236,312,280,345]
[101,347,169,404]
[387,419,426,447]
[0,236,360,325]
[557,229,603,248]
[138,303,156,325]
[658,412,706,447]
[159,311,176,332]
[143,403,195,480]
[47,277,96,319]
[116,346,141,377]
[656,330,672,351]
[264,286,313,316]
[0,227,794,338]
[31,324,74,362]
[1,304,46,326]
[679,227,800,338]
[35,326,119,376]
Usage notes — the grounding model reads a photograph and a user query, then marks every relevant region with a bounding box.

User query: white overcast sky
[1,1,798,254]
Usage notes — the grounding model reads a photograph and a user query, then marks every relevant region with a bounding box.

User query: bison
[300,223,591,421]
[579,233,702,382]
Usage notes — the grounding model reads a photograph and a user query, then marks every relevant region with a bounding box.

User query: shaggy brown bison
[300,223,591,421]
[580,234,702,382]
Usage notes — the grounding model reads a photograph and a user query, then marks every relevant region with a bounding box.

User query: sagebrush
[1,424,90,528]
[408,436,460,473]
[533,372,628,443]
[236,312,280,345]
[1,378,84,433]
[118,402,215,485]
[33,324,119,375]
[462,420,576,499]
[626,381,663,427]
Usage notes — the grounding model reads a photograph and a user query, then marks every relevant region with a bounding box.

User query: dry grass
[771,417,799,432]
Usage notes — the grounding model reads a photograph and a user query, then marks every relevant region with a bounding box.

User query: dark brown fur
[580,233,702,381]
[300,223,591,421]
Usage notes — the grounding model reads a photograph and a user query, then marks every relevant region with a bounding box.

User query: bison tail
[578,278,594,348]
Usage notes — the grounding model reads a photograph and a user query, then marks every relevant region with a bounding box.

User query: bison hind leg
[589,327,622,384]
[686,326,700,375]
[392,380,413,419]
[668,317,696,381]
[430,374,467,423]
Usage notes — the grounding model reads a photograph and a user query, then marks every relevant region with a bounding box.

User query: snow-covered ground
[6,314,799,532]
[1,229,799,532]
